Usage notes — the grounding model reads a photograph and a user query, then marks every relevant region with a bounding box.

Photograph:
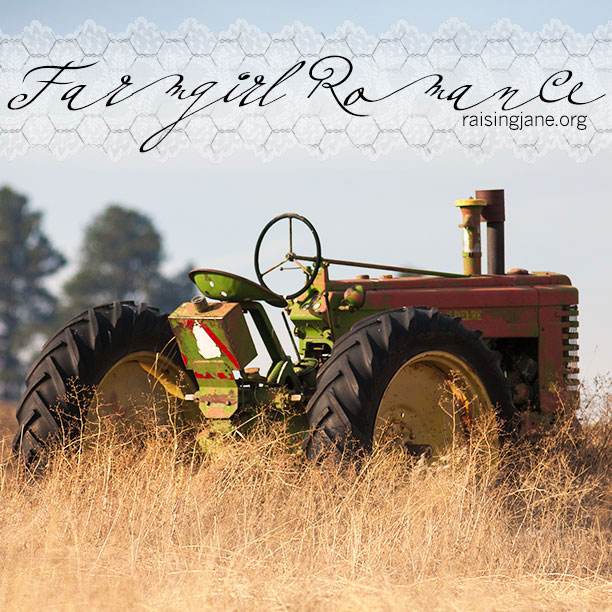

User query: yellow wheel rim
[374,351,498,458]
[87,351,198,433]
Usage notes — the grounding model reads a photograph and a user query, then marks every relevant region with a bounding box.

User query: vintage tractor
[13,189,579,462]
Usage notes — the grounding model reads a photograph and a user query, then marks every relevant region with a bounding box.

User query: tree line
[0,185,196,400]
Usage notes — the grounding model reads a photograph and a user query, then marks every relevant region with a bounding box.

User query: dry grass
[0,401,16,462]
[1,385,612,611]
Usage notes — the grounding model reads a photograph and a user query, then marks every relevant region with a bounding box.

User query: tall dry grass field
[0,402,16,462]
[1,383,612,611]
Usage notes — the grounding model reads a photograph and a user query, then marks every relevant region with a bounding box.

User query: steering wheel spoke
[293,258,311,274]
[261,256,290,277]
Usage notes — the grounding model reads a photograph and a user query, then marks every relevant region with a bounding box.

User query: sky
[2,1,612,34]
[1,1,611,377]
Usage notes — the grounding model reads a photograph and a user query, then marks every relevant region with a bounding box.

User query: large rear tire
[303,307,515,459]
[13,301,197,464]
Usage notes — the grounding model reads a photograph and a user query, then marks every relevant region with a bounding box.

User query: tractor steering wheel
[254,213,322,300]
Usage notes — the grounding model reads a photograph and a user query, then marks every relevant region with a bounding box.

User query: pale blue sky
[2,0,611,34]
[1,2,611,377]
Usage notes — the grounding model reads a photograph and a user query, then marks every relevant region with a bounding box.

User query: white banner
[1,18,611,161]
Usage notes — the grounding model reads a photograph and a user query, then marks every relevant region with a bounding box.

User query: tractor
[13,189,579,462]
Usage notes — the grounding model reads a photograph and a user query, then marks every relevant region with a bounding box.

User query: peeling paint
[193,322,222,359]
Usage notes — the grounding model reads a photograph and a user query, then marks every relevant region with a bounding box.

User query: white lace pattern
[1,18,611,161]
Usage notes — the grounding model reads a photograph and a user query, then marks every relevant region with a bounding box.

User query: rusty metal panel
[537,288,579,415]
[536,284,579,306]
[168,301,257,420]
[439,306,539,337]
[538,305,569,414]
[326,272,571,293]
[335,303,539,339]
[343,287,541,310]
[169,301,256,368]
[191,359,239,419]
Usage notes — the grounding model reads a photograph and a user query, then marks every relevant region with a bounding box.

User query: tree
[0,186,66,399]
[63,205,196,315]
[63,205,163,313]
[148,262,198,313]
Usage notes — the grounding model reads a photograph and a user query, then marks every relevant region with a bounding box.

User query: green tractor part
[13,190,578,464]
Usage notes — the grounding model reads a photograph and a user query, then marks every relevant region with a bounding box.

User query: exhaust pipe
[476,189,506,275]
[455,197,487,275]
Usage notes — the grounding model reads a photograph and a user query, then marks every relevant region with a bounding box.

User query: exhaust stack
[476,189,506,275]
[455,197,487,276]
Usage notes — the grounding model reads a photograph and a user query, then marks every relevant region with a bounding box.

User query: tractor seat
[189,269,287,307]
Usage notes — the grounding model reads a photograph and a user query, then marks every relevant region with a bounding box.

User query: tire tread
[13,301,182,463]
[303,307,515,458]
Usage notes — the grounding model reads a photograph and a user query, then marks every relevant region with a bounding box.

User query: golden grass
[1,383,612,611]
[0,401,16,463]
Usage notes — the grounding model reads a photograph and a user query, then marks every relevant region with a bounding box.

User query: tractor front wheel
[303,307,515,460]
[13,301,197,465]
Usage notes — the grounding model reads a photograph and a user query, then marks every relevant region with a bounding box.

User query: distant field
[1,385,612,610]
